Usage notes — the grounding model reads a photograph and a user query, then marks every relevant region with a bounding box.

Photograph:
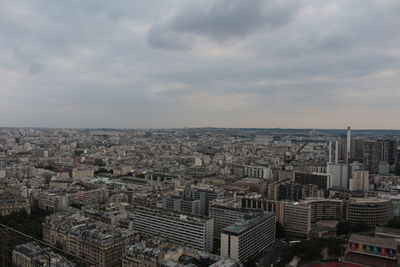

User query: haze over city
[1,0,400,129]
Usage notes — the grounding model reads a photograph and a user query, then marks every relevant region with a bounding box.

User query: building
[42,212,138,267]
[267,181,322,201]
[284,202,312,237]
[363,141,380,174]
[232,178,268,194]
[349,170,369,191]
[13,242,76,267]
[0,191,31,216]
[220,211,275,262]
[185,186,224,216]
[295,172,332,190]
[327,163,349,189]
[122,237,241,267]
[132,205,214,252]
[283,198,344,237]
[346,234,397,266]
[209,203,257,240]
[162,195,200,215]
[244,165,271,179]
[241,195,286,224]
[346,198,393,227]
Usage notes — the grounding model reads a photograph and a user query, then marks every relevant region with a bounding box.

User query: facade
[327,163,349,189]
[244,165,271,179]
[294,172,332,190]
[42,212,138,267]
[13,242,76,267]
[209,204,256,240]
[122,237,241,267]
[267,181,322,201]
[346,198,393,226]
[347,234,397,261]
[162,195,200,215]
[284,202,312,237]
[132,205,214,252]
[220,211,275,262]
[185,187,224,216]
[0,192,31,216]
[349,170,369,191]
[241,196,286,224]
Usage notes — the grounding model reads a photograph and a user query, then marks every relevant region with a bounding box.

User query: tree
[276,222,285,238]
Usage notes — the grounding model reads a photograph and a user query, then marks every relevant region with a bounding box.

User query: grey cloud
[146,0,300,50]
[147,24,192,51]
[171,0,300,40]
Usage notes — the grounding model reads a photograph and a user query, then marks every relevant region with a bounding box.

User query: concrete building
[220,211,275,262]
[244,165,271,179]
[132,205,214,252]
[349,170,369,191]
[294,172,332,190]
[327,162,349,189]
[209,203,257,240]
[284,202,312,237]
[162,195,200,215]
[241,195,286,224]
[267,181,322,201]
[346,198,393,227]
[185,186,224,216]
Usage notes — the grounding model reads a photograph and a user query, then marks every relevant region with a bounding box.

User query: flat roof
[375,226,400,237]
[222,212,275,235]
[349,234,396,249]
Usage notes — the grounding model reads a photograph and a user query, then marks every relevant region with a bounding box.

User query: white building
[220,211,275,262]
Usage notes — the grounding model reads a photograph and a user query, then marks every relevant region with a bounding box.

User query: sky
[0,0,400,129]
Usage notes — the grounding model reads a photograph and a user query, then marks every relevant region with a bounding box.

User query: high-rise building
[327,162,349,189]
[284,202,311,237]
[363,141,379,174]
[268,181,322,201]
[209,203,256,240]
[162,195,200,215]
[294,172,332,190]
[220,211,275,262]
[132,205,214,252]
[185,187,224,216]
[349,170,369,191]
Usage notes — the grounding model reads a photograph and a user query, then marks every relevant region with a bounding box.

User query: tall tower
[346,126,351,164]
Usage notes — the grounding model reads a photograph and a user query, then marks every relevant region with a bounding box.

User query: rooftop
[349,234,396,249]
[222,211,274,235]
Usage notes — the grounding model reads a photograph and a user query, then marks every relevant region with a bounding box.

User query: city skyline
[1,0,400,129]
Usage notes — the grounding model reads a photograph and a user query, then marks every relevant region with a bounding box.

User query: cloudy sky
[1,0,399,129]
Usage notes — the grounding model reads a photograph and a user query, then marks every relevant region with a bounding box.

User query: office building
[132,205,214,252]
[241,195,286,224]
[220,211,275,262]
[284,202,312,237]
[346,198,393,227]
[349,170,369,191]
[209,203,257,240]
[162,195,200,215]
[185,186,224,216]
[294,172,332,190]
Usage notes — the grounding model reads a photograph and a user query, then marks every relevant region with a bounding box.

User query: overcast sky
[1,0,399,129]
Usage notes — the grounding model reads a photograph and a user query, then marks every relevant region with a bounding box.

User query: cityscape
[1,0,400,267]
[1,127,400,266]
